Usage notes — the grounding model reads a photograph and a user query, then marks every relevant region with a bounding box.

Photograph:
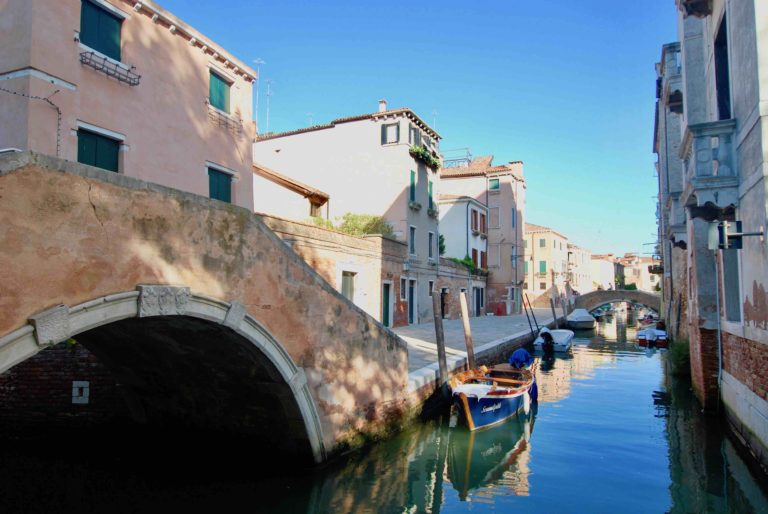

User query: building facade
[439,157,527,315]
[253,100,441,324]
[523,223,569,305]
[567,243,593,294]
[0,0,256,208]
[590,254,617,290]
[654,0,768,470]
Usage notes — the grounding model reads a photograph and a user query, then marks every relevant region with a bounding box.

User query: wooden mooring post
[432,291,448,387]
[459,291,476,369]
[550,297,560,328]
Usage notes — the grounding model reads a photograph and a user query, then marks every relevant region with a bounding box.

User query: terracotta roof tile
[256,107,441,142]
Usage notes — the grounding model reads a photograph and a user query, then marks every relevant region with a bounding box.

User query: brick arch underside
[0,291,326,464]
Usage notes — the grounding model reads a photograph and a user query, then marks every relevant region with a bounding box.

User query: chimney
[378,99,387,112]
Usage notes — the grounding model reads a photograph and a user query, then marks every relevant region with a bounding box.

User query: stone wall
[0,152,409,462]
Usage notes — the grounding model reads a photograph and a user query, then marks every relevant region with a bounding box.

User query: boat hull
[533,329,574,352]
[567,319,595,330]
[454,391,528,431]
[638,336,668,348]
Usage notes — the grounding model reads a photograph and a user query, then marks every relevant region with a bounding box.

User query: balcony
[80,51,140,86]
[679,119,738,218]
[676,0,711,18]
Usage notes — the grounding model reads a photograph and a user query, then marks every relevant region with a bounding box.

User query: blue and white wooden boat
[450,366,534,431]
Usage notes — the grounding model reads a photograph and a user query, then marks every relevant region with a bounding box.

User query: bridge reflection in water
[1,315,767,513]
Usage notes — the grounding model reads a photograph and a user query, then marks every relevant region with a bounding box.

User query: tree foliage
[309,213,394,237]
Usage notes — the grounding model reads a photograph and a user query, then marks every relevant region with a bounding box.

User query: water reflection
[1,313,767,513]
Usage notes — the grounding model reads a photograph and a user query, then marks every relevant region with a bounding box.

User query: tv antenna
[265,79,273,133]
[252,58,265,133]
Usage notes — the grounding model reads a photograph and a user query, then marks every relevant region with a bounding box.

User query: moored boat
[566,308,596,330]
[533,326,574,353]
[638,328,668,348]
[450,365,534,431]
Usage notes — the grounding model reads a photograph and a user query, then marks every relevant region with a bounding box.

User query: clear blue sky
[160,0,678,256]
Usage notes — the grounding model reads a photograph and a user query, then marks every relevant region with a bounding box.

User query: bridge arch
[574,289,661,313]
[0,286,326,463]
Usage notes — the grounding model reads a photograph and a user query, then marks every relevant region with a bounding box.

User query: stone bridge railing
[574,289,661,313]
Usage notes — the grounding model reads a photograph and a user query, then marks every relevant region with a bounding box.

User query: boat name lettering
[481,403,502,413]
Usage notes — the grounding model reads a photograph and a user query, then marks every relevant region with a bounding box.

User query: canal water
[2,313,767,513]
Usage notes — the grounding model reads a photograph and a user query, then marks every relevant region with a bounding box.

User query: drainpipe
[713,245,722,411]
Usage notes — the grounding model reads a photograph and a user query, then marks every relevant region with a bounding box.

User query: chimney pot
[378,99,387,113]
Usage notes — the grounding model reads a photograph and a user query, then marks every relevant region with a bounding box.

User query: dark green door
[408,280,416,324]
[382,283,391,327]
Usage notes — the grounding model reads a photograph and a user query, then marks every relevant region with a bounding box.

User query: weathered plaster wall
[1,0,255,208]
[0,153,409,458]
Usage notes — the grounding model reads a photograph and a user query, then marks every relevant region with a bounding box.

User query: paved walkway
[395,308,559,392]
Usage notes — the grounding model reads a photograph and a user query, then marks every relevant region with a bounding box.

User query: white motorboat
[566,309,596,330]
[533,327,574,352]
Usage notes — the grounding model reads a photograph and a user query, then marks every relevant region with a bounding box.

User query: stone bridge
[0,152,408,464]
[574,289,661,313]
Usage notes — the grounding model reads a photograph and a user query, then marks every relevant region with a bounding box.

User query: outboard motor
[509,348,538,403]
[541,331,555,354]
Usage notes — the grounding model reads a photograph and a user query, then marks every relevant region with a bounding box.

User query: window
[428,232,435,259]
[523,282,528,290]
[400,277,407,300]
[714,15,731,120]
[511,208,516,227]
[524,240,528,248]
[480,251,487,269]
[524,261,529,274]
[428,280,434,296]
[723,249,740,321]
[381,122,400,144]
[410,170,416,202]
[472,248,478,267]
[554,240,556,248]
[539,260,546,273]
[341,271,356,301]
[77,129,119,172]
[209,71,231,113]
[409,226,416,255]
[208,167,232,203]
[512,245,517,264]
[409,125,421,145]
[80,0,122,61]
[428,181,433,209]
[489,178,500,191]
[490,207,500,228]
[489,244,501,267]
[539,238,545,248]
[480,213,487,234]
[471,210,479,231]
[539,282,546,290]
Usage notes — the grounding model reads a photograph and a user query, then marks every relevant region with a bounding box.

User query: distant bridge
[0,152,409,464]
[574,289,661,313]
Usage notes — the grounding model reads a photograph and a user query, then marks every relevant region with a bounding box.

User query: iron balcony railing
[80,51,141,86]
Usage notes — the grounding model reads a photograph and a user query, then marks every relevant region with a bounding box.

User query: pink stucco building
[440,157,527,315]
[0,0,256,208]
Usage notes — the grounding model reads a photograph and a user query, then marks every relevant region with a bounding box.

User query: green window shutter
[77,130,97,168]
[410,170,416,202]
[395,123,400,143]
[428,181,433,209]
[95,136,119,172]
[77,130,118,172]
[99,9,121,61]
[539,238,545,247]
[209,72,230,113]
[80,0,121,61]
[381,124,387,145]
[524,261,529,274]
[539,261,547,273]
[209,168,232,203]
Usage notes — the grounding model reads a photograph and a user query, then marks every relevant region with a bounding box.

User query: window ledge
[207,103,243,134]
